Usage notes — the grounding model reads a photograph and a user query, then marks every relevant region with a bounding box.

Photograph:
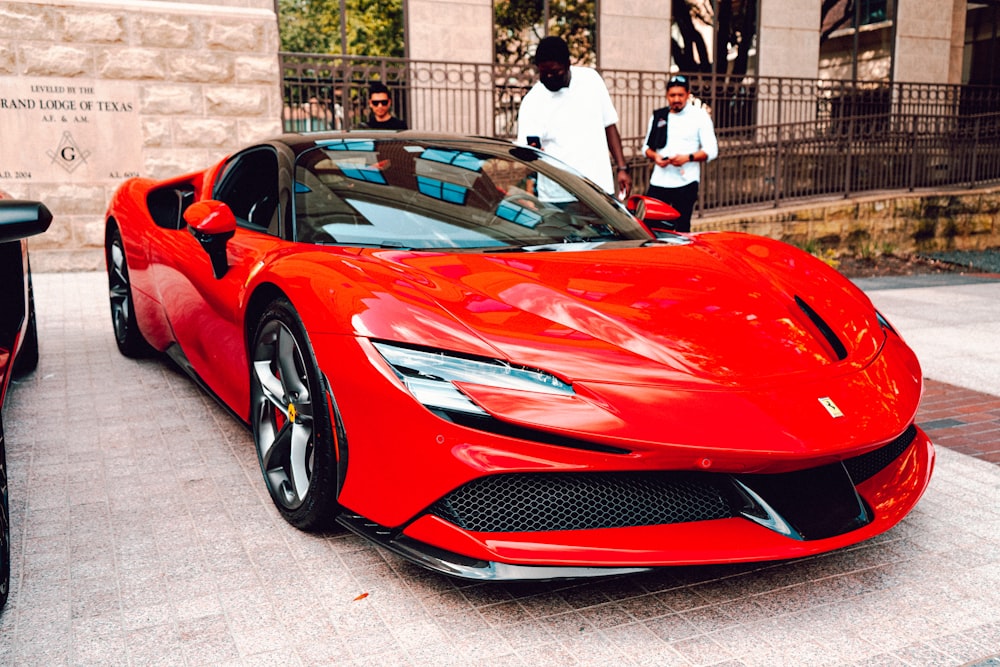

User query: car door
[155,145,290,417]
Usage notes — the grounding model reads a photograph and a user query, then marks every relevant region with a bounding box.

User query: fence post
[970,115,981,189]
[908,116,917,191]
[844,114,854,198]
[773,124,782,208]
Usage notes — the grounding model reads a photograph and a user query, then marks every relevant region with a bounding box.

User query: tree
[670,0,757,77]
[278,0,404,57]
[494,0,596,67]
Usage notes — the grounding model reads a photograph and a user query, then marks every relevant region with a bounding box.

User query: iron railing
[280,52,1000,215]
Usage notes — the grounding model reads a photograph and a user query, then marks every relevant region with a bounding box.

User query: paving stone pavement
[1,271,999,666]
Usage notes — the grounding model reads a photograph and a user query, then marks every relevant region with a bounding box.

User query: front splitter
[336,513,650,581]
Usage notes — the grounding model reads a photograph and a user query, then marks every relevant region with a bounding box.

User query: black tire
[0,420,10,610]
[11,268,38,378]
[106,223,151,358]
[249,298,342,531]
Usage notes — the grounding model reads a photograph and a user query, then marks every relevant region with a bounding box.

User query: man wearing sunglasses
[364,81,407,130]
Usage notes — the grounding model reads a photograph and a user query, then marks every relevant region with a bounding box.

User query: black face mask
[541,69,570,92]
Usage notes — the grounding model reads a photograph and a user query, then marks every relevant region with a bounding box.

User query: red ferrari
[104,133,933,580]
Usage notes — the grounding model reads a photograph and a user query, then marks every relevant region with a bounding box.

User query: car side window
[214,147,280,236]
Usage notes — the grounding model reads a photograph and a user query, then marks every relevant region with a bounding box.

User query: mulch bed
[834,252,989,278]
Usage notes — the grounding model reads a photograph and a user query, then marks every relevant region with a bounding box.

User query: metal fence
[280,52,1000,215]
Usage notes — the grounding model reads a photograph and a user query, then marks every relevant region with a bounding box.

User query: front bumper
[337,426,934,580]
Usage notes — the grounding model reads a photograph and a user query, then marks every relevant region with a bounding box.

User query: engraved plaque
[0,77,143,186]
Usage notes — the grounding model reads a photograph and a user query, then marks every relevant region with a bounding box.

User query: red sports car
[104,133,933,580]
[1,193,52,607]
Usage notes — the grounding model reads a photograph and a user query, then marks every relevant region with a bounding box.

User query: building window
[670,0,758,76]
[819,0,896,82]
[964,1,1000,86]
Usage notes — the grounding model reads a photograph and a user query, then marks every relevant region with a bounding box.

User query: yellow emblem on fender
[818,397,844,418]
[288,403,297,424]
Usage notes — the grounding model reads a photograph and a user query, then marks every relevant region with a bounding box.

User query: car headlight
[372,342,574,415]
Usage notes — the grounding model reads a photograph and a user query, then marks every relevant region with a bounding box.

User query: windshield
[292,138,651,250]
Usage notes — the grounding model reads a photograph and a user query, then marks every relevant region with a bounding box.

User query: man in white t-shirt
[642,75,719,232]
[516,36,631,203]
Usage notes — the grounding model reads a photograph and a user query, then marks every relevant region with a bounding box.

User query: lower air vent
[843,424,917,483]
[431,472,733,533]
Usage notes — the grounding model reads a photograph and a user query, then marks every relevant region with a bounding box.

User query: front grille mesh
[430,425,919,534]
[843,424,917,483]
[431,472,733,533]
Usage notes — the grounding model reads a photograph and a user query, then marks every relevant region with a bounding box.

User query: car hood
[306,233,920,458]
[352,235,885,390]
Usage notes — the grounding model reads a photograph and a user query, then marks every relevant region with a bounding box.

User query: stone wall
[696,187,1000,257]
[0,0,282,271]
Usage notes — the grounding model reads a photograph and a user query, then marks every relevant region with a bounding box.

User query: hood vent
[794,295,848,361]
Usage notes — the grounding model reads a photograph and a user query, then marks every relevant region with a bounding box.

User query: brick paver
[918,379,1000,465]
[1,272,999,666]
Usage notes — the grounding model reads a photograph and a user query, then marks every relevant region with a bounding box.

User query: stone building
[0,0,282,270]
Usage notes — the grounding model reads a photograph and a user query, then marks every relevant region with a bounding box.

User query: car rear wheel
[250,298,342,531]
[11,267,38,378]
[106,223,151,358]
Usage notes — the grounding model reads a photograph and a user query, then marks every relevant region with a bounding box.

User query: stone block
[966,213,995,235]
[41,183,108,216]
[169,53,233,83]
[145,150,213,180]
[142,117,172,147]
[141,86,201,115]
[822,203,859,221]
[61,11,125,43]
[809,219,844,242]
[892,196,923,218]
[0,4,51,40]
[97,48,165,80]
[27,213,73,249]
[206,21,265,53]
[205,87,268,116]
[238,118,284,144]
[136,15,194,49]
[0,44,14,75]
[234,56,278,85]
[857,198,892,219]
[173,118,237,148]
[80,216,110,247]
[977,192,1000,214]
[21,44,91,77]
[791,207,826,221]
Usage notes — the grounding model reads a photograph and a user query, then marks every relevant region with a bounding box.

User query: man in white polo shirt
[642,75,719,232]
[517,36,632,204]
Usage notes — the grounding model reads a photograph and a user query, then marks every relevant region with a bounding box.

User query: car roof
[272,131,515,157]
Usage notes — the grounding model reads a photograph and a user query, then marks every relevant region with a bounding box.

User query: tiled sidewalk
[1,272,999,666]
[918,379,1000,466]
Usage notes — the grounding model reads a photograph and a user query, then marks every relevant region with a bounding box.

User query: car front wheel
[250,298,342,531]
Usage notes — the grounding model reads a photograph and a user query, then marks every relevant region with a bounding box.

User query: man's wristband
[688,153,696,162]
[616,165,629,171]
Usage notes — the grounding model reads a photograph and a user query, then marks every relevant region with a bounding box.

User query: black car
[0,194,52,609]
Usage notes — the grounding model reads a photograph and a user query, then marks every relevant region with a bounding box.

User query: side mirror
[626,195,681,233]
[0,199,53,243]
[184,200,236,279]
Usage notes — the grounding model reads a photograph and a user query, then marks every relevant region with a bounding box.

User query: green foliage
[279,0,404,57]
[494,0,596,66]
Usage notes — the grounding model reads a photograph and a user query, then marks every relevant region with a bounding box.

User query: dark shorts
[645,181,700,233]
